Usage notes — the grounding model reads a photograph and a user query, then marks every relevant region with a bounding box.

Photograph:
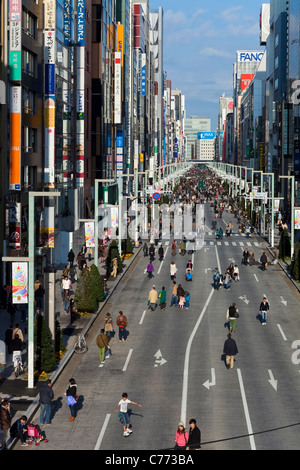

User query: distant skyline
[149,0,265,130]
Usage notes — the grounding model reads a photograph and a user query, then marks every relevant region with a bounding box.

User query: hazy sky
[149,0,265,130]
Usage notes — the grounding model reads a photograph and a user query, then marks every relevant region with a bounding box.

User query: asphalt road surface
[16,202,300,451]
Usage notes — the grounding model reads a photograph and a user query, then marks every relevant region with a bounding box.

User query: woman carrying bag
[65,378,78,422]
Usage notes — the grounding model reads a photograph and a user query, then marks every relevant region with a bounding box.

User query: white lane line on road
[237,369,256,450]
[122,348,133,372]
[157,246,169,274]
[253,274,259,283]
[139,310,147,325]
[180,288,214,426]
[181,245,221,425]
[94,413,111,450]
[277,324,287,341]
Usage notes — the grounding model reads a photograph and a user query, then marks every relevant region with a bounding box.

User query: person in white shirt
[115,393,142,436]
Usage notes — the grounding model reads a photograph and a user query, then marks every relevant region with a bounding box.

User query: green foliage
[74,264,104,312]
[107,240,123,272]
[126,233,134,254]
[34,315,57,374]
[278,228,291,260]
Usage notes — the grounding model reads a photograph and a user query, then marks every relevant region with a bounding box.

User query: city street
[13,200,300,451]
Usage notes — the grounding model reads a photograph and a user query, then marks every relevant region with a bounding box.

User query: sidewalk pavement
[0,244,142,447]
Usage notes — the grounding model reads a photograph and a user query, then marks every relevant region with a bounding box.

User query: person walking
[12,323,24,343]
[170,261,177,281]
[146,261,154,279]
[184,291,191,310]
[64,378,78,422]
[67,249,75,265]
[0,400,11,450]
[39,379,54,425]
[104,312,114,338]
[115,392,142,437]
[212,268,220,290]
[260,252,268,271]
[174,422,189,450]
[96,329,109,364]
[170,281,178,307]
[148,286,158,311]
[242,248,249,266]
[158,287,167,310]
[116,311,128,341]
[259,296,270,325]
[186,418,201,450]
[226,303,239,333]
[223,333,238,369]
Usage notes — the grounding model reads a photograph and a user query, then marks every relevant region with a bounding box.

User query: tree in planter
[35,315,57,374]
[278,228,291,260]
[107,240,123,274]
[125,232,134,254]
[74,265,104,312]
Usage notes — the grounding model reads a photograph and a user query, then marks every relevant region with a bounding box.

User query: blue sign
[152,192,161,201]
[141,64,146,96]
[77,0,85,46]
[198,132,216,140]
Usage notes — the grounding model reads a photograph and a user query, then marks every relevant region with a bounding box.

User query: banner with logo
[295,209,300,230]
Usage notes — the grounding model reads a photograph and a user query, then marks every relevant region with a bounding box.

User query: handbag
[66,395,76,406]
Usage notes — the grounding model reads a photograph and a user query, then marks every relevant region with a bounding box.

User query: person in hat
[174,421,189,450]
[104,312,114,338]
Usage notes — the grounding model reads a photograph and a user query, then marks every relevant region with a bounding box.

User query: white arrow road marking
[268,370,278,391]
[157,246,169,274]
[280,296,287,306]
[239,295,250,305]
[203,368,216,390]
[154,349,167,367]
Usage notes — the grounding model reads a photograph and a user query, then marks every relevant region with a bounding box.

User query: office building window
[22,49,36,77]
[22,7,37,39]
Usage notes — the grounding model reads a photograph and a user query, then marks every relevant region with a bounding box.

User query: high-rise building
[185,116,211,160]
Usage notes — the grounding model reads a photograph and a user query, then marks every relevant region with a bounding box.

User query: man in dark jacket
[186,418,201,450]
[0,400,11,449]
[260,252,268,271]
[223,334,238,369]
[39,379,54,425]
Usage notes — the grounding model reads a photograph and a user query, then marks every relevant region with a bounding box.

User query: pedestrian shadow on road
[50,396,63,421]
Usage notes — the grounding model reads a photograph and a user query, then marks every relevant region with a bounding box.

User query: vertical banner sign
[44,30,56,187]
[10,86,21,190]
[114,52,122,124]
[44,0,56,247]
[12,262,28,304]
[76,0,85,187]
[85,222,95,248]
[141,53,146,96]
[295,209,300,230]
[9,0,22,81]
[9,202,21,250]
[274,199,280,212]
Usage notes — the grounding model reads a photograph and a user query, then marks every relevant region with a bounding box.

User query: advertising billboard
[10,86,21,190]
[114,52,122,124]
[260,4,270,46]
[240,74,255,92]
[237,51,264,63]
[9,0,22,81]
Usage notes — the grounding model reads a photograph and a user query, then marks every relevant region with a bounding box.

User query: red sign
[240,74,255,92]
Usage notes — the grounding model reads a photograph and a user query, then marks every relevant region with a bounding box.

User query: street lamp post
[279,175,295,259]
[2,191,60,389]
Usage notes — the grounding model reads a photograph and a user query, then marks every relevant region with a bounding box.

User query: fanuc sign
[237,51,264,63]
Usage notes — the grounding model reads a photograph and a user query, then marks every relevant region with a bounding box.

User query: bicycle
[74,333,88,354]
[14,354,23,378]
